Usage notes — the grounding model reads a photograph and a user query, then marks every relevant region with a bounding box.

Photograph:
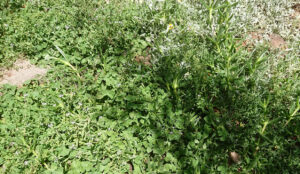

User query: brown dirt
[135,55,151,66]
[238,31,287,51]
[269,33,287,50]
[237,30,264,51]
[0,59,48,87]
[292,4,300,13]
[291,4,300,29]
[249,31,264,41]
[134,47,152,66]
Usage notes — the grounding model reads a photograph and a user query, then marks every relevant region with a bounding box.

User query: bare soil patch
[291,4,300,29]
[269,33,287,50]
[134,47,152,66]
[239,31,287,51]
[292,4,300,13]
[0,59,48,87]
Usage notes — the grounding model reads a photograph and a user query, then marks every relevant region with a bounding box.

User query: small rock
[229,151,241,165]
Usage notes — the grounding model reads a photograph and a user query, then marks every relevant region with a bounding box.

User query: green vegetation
[0,0,299,173]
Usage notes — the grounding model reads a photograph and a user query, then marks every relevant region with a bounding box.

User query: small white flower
[98,116,103,119]
[180,61,187,67]
[45,55,50,61]
[42,103,47,106]
[66,113,71,116]
[78,102,82,106]
[24,161,29,166]
[15,151,20,155]
[65,25,70,30]
[53,104,56,107]
[70,144,76,149]
[184,72,190,79]
[71,121,76,124]
[48,123,53,128]
[59,94,63,98]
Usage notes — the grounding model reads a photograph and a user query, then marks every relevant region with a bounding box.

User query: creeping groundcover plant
[0,0,299,173]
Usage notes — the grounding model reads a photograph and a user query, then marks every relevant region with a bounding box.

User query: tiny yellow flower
[168,24,174,30]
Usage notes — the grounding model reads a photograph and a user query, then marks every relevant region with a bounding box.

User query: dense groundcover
[0,0,299,173]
